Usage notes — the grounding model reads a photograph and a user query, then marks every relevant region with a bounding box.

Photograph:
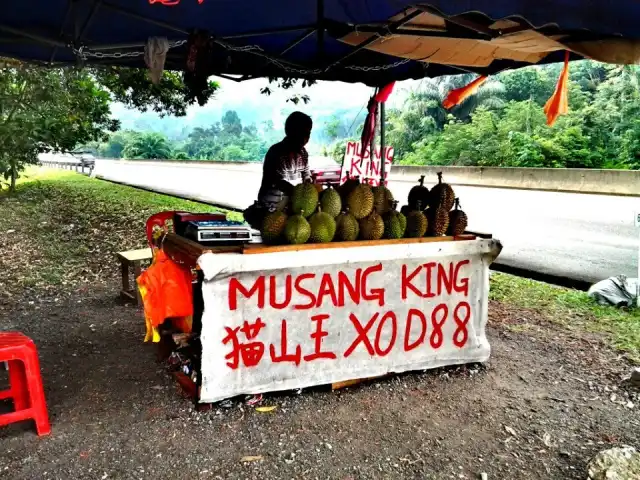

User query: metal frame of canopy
[1,0,637,180]
[0,1,599,78]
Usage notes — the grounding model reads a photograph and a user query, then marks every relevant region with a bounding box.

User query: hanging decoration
[144,37,170,85]
[359,81,395,161]
[183,30,217,106]
[543,51,570,126]
[442,75,488,110]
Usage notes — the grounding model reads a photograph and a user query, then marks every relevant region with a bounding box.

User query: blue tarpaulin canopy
[2,1,640,85]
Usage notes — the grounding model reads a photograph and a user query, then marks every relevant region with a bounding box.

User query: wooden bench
[117,248,153,305]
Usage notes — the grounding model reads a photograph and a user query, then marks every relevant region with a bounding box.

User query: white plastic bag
[588,275,638,307]
[144,37,170,84]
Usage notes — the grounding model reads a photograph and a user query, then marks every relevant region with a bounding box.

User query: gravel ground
[1,289,639,480]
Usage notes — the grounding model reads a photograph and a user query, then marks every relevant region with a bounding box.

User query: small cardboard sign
[339,141,394,187]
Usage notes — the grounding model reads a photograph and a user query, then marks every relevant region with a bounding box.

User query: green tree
[387,74,504,159]
[0,66,118,191]
[221,110,243,137]
[93,67,219,116]
[122,132,173,159]
[98,130,137,158]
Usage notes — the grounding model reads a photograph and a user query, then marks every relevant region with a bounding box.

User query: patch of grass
[0,168,237,300]
[490,272,640,362]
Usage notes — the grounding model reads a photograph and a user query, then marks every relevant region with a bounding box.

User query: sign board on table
[196,239,501,403]
[339,141,394,187]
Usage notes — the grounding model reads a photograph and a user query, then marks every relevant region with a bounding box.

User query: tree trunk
[9,160,17,193]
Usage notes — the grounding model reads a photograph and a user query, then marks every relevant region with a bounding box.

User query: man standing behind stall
[257,111,313,210]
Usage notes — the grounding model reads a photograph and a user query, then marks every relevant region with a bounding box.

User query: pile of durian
[259,172,467,245]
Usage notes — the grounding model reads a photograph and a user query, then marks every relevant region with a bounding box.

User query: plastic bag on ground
[588,275,638,307]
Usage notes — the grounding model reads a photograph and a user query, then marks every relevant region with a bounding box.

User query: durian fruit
[335,208,359,242]
[319,185,342,218]
[261,210,288,244]
[400,204,411,217]
[398,208,407,234]
[339,172,360,204]
[404,201,428,238]
[427,205,450,236]
[372,184,394,215]
[408,175,430,210]
[291,177,319,218]
[346,182,374,220]
[429,172,455,211]
[447,198,468,236]
[308,206,336,243]
[359,208,385,241]
[284,212,311,244]
[383,201,406,239]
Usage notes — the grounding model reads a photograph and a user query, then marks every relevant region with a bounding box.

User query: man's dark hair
[285,111,313,139]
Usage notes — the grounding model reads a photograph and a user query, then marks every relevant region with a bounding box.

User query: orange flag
[544,51,570,126]
[443,75,488,110]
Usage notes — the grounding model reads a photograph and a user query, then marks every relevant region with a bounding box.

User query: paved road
[91,160,638,285]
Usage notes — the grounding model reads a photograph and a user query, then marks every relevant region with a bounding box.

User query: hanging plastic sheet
[137,249,194,343]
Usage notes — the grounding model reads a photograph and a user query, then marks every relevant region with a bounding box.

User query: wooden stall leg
[120,259,130,301]
[133,261,142,306]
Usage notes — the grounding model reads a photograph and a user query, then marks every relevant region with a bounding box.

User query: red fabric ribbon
[543,51,570,126]
[443,75,488,110]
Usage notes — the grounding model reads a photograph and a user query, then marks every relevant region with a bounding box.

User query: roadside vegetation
[490,273,640,362]
[0,169,232,299]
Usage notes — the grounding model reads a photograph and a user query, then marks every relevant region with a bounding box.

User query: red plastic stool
[0,332,51,436]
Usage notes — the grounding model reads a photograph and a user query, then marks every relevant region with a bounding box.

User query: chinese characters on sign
[221,261,471,371]
[340,141,394,187]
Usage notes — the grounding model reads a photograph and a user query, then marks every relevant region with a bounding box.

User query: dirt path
[1,290,639,480]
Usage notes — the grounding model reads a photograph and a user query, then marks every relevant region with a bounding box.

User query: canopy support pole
[380,101,386,184]
[221,25,316,40]
[416,6,495,38]
[317,0,324,61]
[48,0,74,63]
[0,24,68,48]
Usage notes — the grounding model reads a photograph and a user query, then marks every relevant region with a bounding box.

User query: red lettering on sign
[423,262,436,298]
[430,304,448,349]
[293,273,316,310]
[345,141,358,157]
[269,275,292,310]
[401,264,422,300]
[343,312,378,357]
[453,260,470,296]
[316,273,339,308]
[304,314,337,361]
[362,264,385,306]
[369,159,379,178]
[269,319,301,365]
[337,269,361,306]
[374,311,397,356]
[222,318,266,369]
[404,308,427,352]
[453,302,471,348]
[437,263,454,295]
[228,276,265,311]
[349,155,362,177]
